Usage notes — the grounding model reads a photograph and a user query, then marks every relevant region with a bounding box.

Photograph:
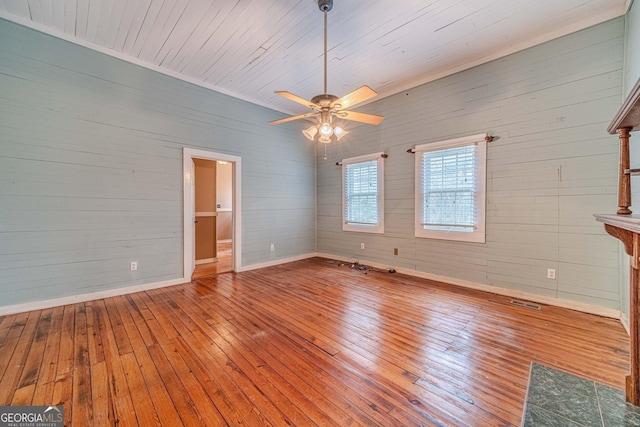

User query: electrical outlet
[360,243,365,250]
[547,268,556,279]
[270,244,275,251]
[130,261,137,271]
[394,248,399,256]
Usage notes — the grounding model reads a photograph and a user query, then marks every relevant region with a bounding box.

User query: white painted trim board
[236,253,317,272]
[183,148,242,276]
[0,253,317,316]
[0,278,186,316]
[0,251,627,336]
[315,252,623,321]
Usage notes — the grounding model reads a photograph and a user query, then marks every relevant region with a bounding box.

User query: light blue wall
[625,0,640,97]
[625,0,640,212]
[620,0,640,322]
[317,18,625,310]
[0,19,316,308]
[0,15,629,312]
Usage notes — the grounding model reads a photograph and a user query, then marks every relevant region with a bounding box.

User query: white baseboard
[620,311,631,335]
[1,252,625,328]
[0,253,316,316]
[316,252,622,320]
[238,253,317,272]
[0,277,188,316]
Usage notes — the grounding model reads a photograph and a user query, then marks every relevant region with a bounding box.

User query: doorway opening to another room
[183,148,241,281]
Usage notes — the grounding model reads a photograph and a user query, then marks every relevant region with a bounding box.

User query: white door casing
[183,148,241,280]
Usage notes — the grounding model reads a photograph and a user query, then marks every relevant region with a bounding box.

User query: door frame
[183,147,241,279]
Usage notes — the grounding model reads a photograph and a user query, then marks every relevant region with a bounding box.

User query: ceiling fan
[269,0,384,147]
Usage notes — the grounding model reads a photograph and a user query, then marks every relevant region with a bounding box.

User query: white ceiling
[0,0,629,116]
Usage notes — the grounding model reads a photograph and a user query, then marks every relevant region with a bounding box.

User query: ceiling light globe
[303,125,318,140]
[319,122,333,137]
[333,126,344,136]
[318,136,332,144]
[335,129,349,141]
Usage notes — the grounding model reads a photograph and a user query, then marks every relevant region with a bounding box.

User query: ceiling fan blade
[269,111,319,125]
[274,91,320,109]
[338,110,384,125]
[331,86,378,110]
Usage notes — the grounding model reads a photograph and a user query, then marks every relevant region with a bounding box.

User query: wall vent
[509,299,541,310]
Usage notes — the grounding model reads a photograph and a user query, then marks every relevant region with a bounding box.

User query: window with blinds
[421,145,476,231]
[415,134,486,242]
[342,153,384,233]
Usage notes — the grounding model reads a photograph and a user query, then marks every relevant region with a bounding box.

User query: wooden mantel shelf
[599,67,640,406]
[595,214,640,262]
[595,214,640,234]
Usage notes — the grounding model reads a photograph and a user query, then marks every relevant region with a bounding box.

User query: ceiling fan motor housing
[311,94,338,107]
[318,0,333,12]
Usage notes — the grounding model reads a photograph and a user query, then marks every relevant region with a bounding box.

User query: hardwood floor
[0,257,629,426]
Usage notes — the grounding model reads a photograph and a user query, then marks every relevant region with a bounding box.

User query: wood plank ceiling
[0,0,628,115]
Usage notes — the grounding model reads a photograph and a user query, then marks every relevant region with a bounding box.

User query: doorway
[183,148,242,281]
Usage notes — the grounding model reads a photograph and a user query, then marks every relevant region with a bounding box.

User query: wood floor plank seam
[161,288,344,426]
[168,282,382,425]
[1,311,42,406]
[190,276,490,426]
[185,279,402,425]
[236,267,524,425]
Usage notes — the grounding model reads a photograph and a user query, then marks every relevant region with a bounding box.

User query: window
[342,152,385,233]
[415,134,486,243]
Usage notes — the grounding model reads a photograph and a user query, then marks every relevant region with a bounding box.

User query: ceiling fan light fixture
[269,0,383,158]
[335,127,348,141]
[303,125,318,140]
[319,122,334,137]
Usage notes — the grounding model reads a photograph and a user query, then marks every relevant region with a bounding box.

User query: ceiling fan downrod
[318,0,333,96]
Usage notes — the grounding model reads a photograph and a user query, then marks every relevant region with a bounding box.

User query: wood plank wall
[621,2,640,322]
[624,1,640,98]
[625,1,640,213]
[0,18,316,308]
[317,18,626,310]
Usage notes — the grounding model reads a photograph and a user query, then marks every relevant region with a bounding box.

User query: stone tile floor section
[522,363,640,426]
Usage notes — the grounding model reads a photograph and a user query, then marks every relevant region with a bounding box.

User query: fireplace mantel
[596,75,640,405]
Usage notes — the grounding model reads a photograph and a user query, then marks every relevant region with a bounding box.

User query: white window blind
[342,152,384,233]
[421,145,476,231]
[345,160,378,225]
[415,134,486,242]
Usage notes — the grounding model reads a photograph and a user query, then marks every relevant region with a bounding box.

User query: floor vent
[509,299,541,310]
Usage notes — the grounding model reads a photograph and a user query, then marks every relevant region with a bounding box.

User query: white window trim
[414,133,486,243]
[342,152,385,234]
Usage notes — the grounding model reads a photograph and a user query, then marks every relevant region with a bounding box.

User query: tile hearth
[522,363,640,426]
